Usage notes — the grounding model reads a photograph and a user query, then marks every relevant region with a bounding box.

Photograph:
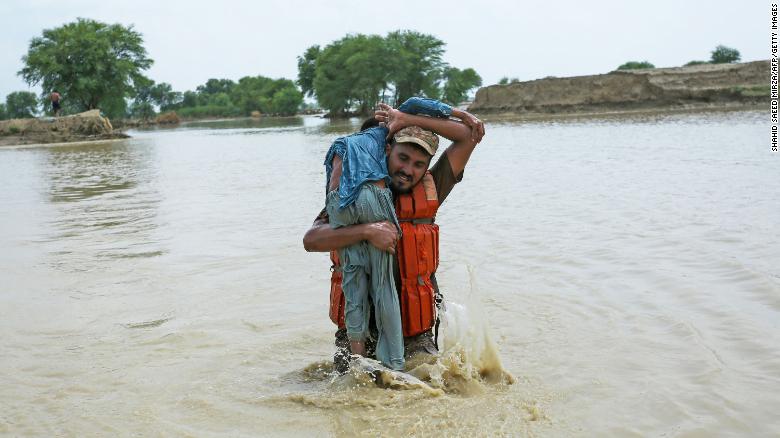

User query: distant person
[50,90,61,117]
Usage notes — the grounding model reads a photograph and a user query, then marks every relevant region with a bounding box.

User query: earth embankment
[0,110,128,146]
[469,60,767,117]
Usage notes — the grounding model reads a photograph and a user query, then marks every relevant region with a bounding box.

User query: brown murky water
[1,110,777,437]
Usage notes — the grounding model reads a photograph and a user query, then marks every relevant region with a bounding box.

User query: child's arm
[395,96,484,142]
[376,103,484,177]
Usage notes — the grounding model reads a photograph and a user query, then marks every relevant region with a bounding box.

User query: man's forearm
[398,112,472,143]
[303,221,368,252]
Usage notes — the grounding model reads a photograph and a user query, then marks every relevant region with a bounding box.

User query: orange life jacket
[328,172,440,337]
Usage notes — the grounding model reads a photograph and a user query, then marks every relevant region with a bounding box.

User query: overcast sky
[0,0,766,100]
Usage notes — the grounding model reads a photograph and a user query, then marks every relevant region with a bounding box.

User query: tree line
[616,45,742,71]
[4,19,483,121]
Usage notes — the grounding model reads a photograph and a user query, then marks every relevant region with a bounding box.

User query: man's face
[385,142,432,193]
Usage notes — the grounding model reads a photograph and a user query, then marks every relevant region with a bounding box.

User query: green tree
[232,76,302,115]
[181,91,199,108]
[271,86,304,115]
[0,103,8,120]
[710,45,740,64]
[18,18,152,119]
[313,34,390,115]
[296,45,320,98]
[196,78,236,96]
[684,60,708,66]
[297,31,481,116]
[617,61,655,70]
[498,77,509,85]
[150,82,181,111]
[386,30,446,103]
[129,77,156,120]
[129,100,155,120]
[441,67,482,105]
[5,91,39,118]
[209,92,233,108]
[231,75,274,113]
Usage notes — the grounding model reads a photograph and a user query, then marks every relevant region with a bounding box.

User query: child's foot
[349,340,366,356]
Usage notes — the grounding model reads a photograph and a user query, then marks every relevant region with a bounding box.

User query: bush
[617,61,655,70]
[684,60,708,66]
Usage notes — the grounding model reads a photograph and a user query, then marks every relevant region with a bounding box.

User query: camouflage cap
[393,126,439,156]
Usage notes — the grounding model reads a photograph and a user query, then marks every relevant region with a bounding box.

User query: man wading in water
[303,98,484,372]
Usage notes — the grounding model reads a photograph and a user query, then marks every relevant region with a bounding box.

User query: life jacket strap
[398,217,435,225]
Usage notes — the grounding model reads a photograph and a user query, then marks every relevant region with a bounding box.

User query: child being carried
[323,97,452,370]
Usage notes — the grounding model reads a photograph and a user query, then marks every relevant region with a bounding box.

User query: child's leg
[354,184,405,371]
[369,245,405,370]
[326,190,371,354]
[341,261,370,354]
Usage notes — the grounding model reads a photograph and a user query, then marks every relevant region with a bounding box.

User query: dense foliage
[441,67,482,104]
[298,31,482,115]
[164,76,303,118]
[498,77,520,85]
[617,61,655,70]
[710,45,740,64]
[5,91,39,119]
[18,18,153,119]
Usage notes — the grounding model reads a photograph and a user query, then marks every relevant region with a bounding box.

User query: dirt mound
[155,111,181,125]
[469,60,768,116]
[0,110,127,146]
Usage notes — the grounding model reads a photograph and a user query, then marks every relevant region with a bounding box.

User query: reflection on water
[41,141,164,265]
[180,116,305,131]
[0,111,777,437]
[132,115,367,138]
[46,142,144,202]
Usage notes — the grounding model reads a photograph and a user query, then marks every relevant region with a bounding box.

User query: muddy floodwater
[1,110,777,437]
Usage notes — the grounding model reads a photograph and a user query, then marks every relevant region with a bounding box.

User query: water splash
[407,265,515,393]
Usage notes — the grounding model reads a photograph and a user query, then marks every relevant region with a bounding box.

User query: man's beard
[389,172,414,194]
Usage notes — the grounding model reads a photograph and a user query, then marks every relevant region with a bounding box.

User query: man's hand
[364,221,399,254]
[452,108,485,143]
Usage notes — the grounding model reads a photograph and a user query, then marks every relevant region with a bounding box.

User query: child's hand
[452,108,485,143]
[375,103,405,140]
[364,221,399,254]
